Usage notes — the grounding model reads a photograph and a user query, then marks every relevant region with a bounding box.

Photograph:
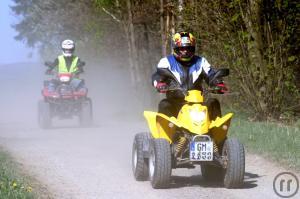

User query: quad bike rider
[153,32,227,119]
[38,39,93,128]
[132,32,245,189]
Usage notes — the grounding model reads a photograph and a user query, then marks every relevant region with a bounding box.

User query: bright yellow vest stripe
[58,55,79,73]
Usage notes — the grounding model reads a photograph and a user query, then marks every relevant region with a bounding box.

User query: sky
[0,0,37,65]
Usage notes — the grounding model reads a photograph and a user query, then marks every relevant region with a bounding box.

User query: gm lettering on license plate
[190,141,213,161]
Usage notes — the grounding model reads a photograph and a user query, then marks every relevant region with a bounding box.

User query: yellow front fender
[209,113,233,144]
[144,111,182,143]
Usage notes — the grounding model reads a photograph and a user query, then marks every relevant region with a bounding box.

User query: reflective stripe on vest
[58,55,79,73]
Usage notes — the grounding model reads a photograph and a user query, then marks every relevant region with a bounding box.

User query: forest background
[11,0,300,122]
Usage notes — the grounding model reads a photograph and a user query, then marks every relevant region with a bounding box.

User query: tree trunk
[165,9,170,53]
[126,0,140,84]
[113,0,135,83]
[142,23,151,75]
[177,0,184,30]
[160,0,167,56]
[170,11,175,54]
[239,0,267,116]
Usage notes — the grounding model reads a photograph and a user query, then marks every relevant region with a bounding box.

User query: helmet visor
[62,49,74,57]
[175,46,195,58]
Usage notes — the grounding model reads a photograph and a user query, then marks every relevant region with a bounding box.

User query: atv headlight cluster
[59,76,71,82]
[190,110,206,123]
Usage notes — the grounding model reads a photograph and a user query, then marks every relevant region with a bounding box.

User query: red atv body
[38,73,93,128]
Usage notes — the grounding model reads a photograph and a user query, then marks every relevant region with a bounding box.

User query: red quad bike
[38,63,93,129]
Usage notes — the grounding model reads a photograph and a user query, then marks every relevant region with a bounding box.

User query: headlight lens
[60,76,71,82]
[190,110,206,123]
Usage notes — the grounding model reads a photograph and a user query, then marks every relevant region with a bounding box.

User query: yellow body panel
[177,104,210,135]
[144,90,234,144]
[209,113,233,144]
[144,111,181,143]
[184,90,204,103]
[209,113,233,128]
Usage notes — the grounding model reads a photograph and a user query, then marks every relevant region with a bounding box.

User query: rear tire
[79,98,93,126]
[222,138,245,188]
[38,100,52,129]
[149,139,172,189]
[132,133,149,181]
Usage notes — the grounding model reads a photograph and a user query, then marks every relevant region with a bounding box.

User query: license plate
[190,141,213,161]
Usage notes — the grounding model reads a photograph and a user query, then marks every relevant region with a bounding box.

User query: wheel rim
[149,148,155,178]
[133,143,138,171]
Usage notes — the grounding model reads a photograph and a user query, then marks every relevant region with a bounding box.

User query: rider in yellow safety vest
[45,39,86,92]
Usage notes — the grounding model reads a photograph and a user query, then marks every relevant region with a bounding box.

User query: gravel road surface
[0,62,298,199]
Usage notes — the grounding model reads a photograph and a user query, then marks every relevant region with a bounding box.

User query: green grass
[0,149,35,199]
[228,112,300,171]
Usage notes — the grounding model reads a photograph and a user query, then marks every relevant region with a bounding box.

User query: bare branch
[101,7,121,23]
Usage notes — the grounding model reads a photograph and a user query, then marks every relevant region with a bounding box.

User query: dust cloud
[0,56,150,130]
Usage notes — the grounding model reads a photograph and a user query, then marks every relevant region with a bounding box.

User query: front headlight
[59,76,71,82]
[190,110,206,123]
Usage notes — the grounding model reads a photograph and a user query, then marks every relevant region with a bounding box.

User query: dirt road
[0,62,298,199]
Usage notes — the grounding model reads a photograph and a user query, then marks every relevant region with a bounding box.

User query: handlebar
[166,84,229,96]
[44,61,54,67]
[159,68,231,96]
[166,83,188,95]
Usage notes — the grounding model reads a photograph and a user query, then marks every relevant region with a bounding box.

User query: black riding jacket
[152,55,217,99]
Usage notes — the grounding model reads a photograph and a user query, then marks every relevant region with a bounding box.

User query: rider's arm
[152,57,171,87]
[50,59,59,70]
[75,59,85,74]
[200,57,227,93]
[45,58,58,74]
[152,58,174,93]
[199,57,224,86]
[197,57,214,84]
[152,69,169,93]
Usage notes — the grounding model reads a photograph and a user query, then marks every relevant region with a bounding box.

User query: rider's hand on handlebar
[212,82,228,94]
[156,82,168,93]
[45,69,52,75]
[75,69,84,75]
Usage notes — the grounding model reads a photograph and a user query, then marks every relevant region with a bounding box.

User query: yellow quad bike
[132,69,245,189]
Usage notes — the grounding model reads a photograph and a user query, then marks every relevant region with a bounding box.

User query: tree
[11,0,299,120]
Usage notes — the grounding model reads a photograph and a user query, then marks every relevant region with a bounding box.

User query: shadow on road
[169,171,260,189]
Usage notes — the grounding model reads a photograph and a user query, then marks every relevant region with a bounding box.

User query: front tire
[149,139,172,189]
[132,133,149,181]
[38,100,52,129]
[222,138,245,188]
[79,98,93,126]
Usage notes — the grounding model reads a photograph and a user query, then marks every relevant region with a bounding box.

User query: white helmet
[61,39,75,57]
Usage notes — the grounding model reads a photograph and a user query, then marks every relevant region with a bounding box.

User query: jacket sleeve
[199,57,220,86]
[151,71,161,87]
[151,57,175,87]
[76,58,85,73]
[152,58,166,87]
[47,58,59,71]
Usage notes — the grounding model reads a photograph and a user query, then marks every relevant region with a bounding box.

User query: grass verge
[229,112,300,171]
[0,149,36,199]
